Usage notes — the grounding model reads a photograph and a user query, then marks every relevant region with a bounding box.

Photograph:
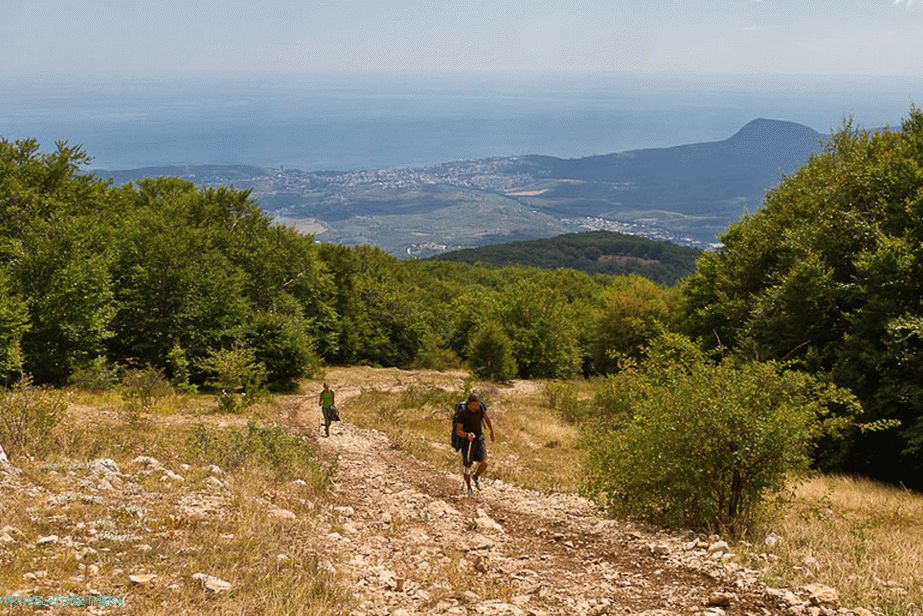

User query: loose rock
[192,572,232,593]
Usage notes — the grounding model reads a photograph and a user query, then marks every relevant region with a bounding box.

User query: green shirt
[320,390,335,409]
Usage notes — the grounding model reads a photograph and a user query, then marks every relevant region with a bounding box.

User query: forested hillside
[432,230,700,285]
[0,138,675,390]
[683,112,923,486]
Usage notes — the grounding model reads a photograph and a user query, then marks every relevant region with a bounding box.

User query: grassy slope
[0,390,346,615]
[2,368,921,614]
[335,369,923,616]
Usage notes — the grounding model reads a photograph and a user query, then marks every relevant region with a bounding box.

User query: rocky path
[288,384,811,616]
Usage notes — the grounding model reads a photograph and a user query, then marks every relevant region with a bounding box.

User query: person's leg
[461,451,473,493]
[323,408,331,436]
[473,439,488,487]
[473,459,488,489]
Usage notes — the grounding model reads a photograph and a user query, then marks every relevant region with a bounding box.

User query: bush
[197,346,267,413]
[542,382,588,424]
[467,321,518,382]
[165,342,196,393]
[399,385,460,411]
[185,420,322,481]
[120,365,173,420]
[244,311,320,391]
[68,356,120,392]
[0,375,67,459]
[582,334,861,537]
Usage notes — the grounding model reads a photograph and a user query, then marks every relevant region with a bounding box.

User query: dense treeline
[432,230,701,285]
[0,139,671,392]
[683,110,923,487]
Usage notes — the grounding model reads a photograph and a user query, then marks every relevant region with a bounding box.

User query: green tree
[0,270,28,379]
[467,321,517,382]
[17,235,115,384]
[244,310,320,390]
[500,281,581,378]
[681,110,923,485]
[166,342,195,393]
[109,190,250,367]
[590,275,678,373]
[197,346,267,413]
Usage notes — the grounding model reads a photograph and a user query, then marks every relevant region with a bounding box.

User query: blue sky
[1,0,922,75]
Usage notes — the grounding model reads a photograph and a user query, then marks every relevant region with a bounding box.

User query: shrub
[165,342,196,393]
[68,356,120,392]
[467,321,518,382]
[244,311,320,391]
[185,420,324,482]
[542,382,588,424]
[582,334,861,537]
[120,365,173,420]
[0,375,67,459]
[197,346,267,413]
[399,385,460,410]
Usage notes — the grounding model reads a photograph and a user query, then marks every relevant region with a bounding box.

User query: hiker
[318,383,337,437]
[455,393,495,495]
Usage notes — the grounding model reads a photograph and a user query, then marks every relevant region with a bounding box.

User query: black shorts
[461,437,487,466]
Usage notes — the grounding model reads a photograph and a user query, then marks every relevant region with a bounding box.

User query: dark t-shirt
[457,403,487,438]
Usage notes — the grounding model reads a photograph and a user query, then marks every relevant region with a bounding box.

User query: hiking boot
[473,475,481,490]
[467,487,474,496]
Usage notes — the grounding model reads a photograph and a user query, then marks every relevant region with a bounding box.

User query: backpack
[450,401,486,451]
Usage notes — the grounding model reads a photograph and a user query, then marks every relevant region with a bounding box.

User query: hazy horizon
[2,1,920,170]
[1,71,919,171]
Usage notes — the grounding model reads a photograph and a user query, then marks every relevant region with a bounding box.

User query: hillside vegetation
[683,111,923,487]
[4,367,921,614]
[432,230,701,285]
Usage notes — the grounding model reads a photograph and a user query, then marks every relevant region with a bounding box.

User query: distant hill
[492,119,825,241]
[432,230,701,285]
[94,118,826,255]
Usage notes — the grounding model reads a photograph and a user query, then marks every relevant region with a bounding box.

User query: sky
[1,0,922,76]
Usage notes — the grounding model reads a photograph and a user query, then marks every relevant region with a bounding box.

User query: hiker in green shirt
[318,383,337,437]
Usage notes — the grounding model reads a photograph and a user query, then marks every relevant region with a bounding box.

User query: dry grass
[5,368,923,615]
[740,474,923,615]
[0,394,348,615]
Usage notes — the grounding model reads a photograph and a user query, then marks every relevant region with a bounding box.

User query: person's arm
[456,421,475,440]
[484,413,495,442]
[318,392,323,406]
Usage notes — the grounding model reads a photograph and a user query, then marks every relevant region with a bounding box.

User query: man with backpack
[453,394,495,495]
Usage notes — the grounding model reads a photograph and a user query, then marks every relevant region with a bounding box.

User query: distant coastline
[0,73,913,171]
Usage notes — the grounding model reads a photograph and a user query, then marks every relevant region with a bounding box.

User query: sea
[0,72,919,171]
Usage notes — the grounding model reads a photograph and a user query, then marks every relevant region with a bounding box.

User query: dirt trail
[288,371,787,616]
